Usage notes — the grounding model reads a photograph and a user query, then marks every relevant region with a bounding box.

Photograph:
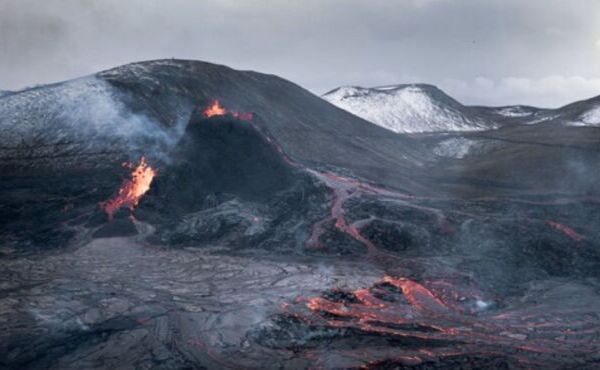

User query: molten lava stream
[100,156,157,220]
[286,275,599,368]
[545,220,585,242]
[306,169,450,260]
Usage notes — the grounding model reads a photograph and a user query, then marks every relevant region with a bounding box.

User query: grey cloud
[1,0,600,107]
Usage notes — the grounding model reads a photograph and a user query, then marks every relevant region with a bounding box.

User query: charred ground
[0,60,599,369]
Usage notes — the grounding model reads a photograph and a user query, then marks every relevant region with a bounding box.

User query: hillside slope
[323,84,495,133]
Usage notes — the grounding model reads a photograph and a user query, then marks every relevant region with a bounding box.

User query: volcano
[0,60,599,370]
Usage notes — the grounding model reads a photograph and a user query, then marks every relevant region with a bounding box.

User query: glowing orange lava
[201,100,253,121]
[100,157,157,220]
[203,100,227,117]
[382,276,448,313]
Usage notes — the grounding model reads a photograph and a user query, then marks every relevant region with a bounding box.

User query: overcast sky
[2,0,600,107]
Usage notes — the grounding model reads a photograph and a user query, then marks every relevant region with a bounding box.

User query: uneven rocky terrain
[1,60,599,369]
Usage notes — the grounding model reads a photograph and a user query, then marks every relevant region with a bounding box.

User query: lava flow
[202,100,253,121]
[100,156,157,220]
[307,170,418,255]
[545,220,585,242]
[272,275,600,368]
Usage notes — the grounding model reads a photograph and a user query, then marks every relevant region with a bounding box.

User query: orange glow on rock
[382,276,448,313]
[201,100,253,121]
[203,100,227,117]
[545,220,585,242]
[100,157,157,220]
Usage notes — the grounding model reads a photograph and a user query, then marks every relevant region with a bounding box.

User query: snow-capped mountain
[491,95,600,127]
[323,84,496,133]
[554,96,600,127]
[578,106,600,126]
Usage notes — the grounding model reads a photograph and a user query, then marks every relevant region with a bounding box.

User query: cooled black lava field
[1,60,599,369]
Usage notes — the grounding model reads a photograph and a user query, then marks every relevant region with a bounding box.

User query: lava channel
[99,156,157,220]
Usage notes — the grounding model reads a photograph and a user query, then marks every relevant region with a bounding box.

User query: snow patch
[493,106,535,117]
[525,114,558,125]
[433,138,477,159]
[563,106,600,127]
[580,105,600,125]
[324,85,493,133]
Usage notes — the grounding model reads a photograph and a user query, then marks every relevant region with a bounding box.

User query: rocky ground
[2,206,600,369]
[1,60,600,369]
[0,231,384,369]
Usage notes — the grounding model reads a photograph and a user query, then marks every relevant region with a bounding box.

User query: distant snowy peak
[562,101,600,127]
[579,105,600,125]
[323,84,494,134]
[488,105,539,118]
[529,95,600,127]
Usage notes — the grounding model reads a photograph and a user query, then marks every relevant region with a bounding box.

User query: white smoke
[0,76,191,164]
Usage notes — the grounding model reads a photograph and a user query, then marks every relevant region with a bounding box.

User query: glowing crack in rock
[100,157,157,220]
[275,275,600,368]
[545,220,585,242]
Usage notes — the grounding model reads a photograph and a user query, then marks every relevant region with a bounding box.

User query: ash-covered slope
[420,123,600,197]
[469,104,550,126]
[2,59,599,199]
[534,94,600,126]
[1,59,599,206]
[0,60,429,193]
[484,105,542,118]
[323,84,495,133]
[472,94,600,127]
[98,61,429,183]
[0,77,180,176]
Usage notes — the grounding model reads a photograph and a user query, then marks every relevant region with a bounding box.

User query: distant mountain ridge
[323,83,600,133]
[322,84,495,133]
[539,94,600,127]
